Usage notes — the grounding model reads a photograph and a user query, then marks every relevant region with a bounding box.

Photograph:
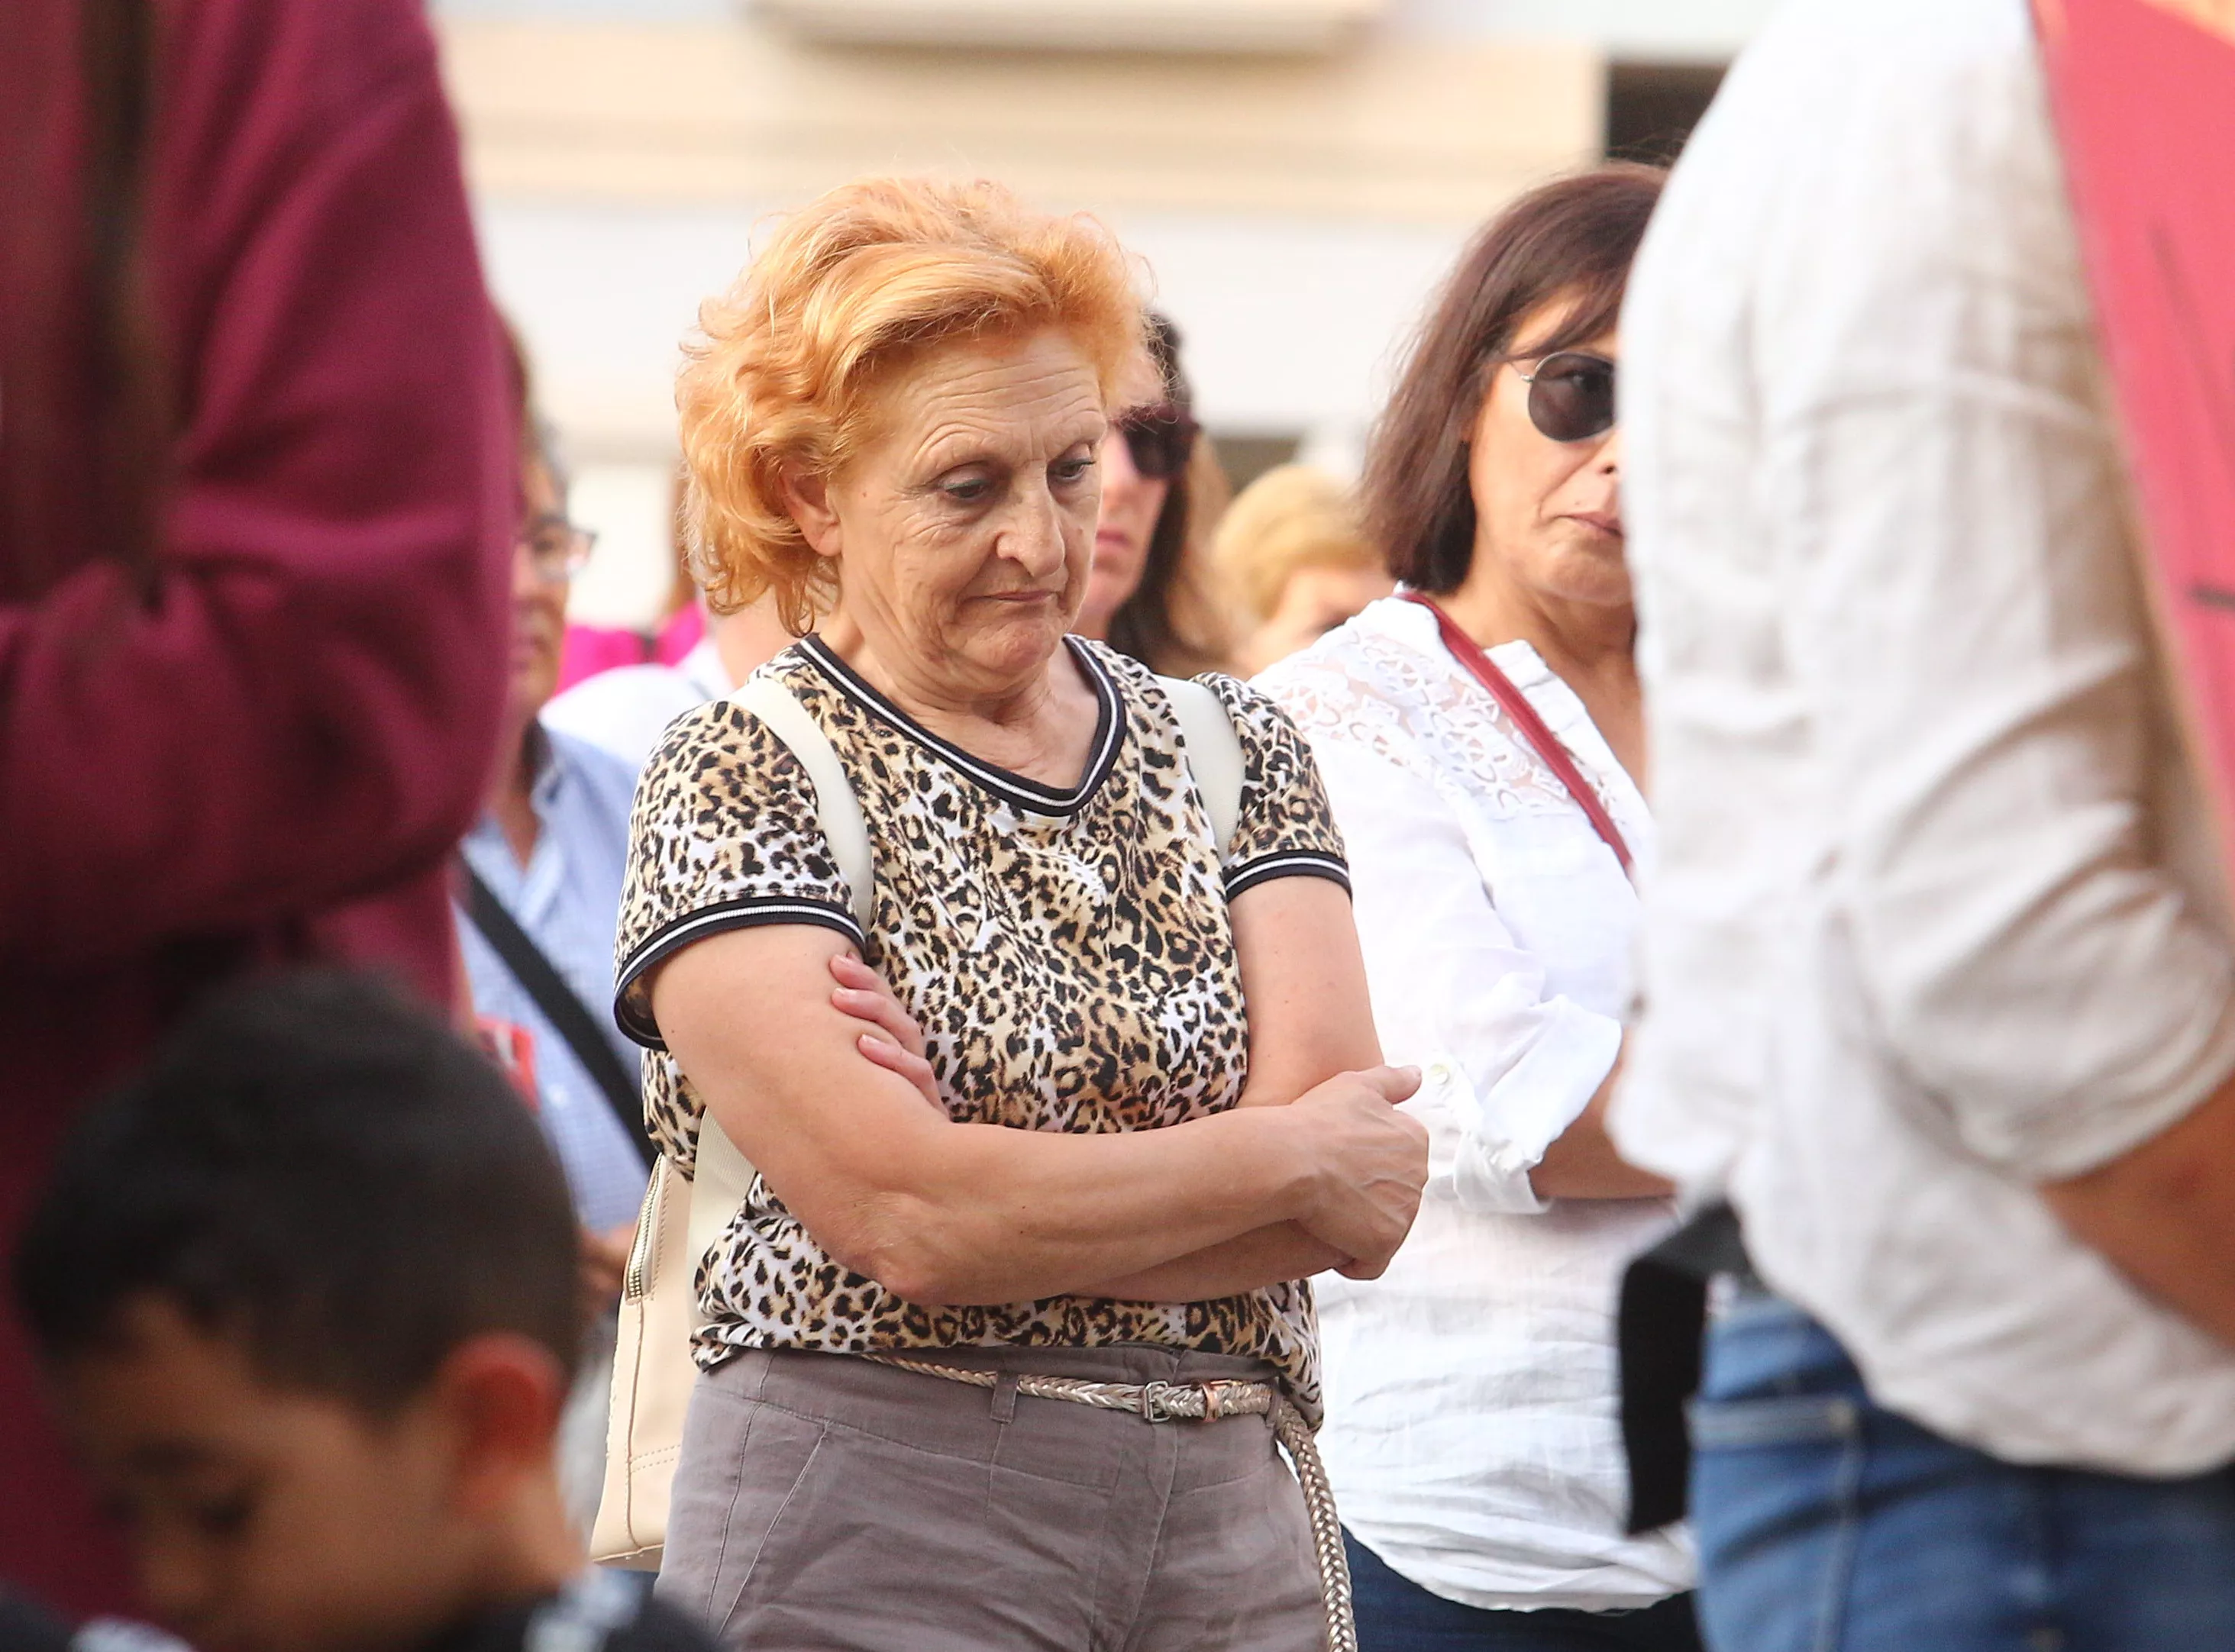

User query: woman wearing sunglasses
[1258,165,1700,1652]
[1076,312,1235,674]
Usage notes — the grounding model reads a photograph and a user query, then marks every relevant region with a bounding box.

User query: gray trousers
[656,1344,1324,1652]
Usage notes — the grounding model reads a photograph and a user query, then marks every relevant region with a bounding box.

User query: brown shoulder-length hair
[1365,163,1664,595]
[1104,312,1233,677]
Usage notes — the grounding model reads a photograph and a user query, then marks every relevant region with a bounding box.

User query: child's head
[15,971,587,1652]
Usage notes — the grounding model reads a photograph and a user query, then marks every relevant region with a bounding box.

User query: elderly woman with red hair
[615,176,1428,1650]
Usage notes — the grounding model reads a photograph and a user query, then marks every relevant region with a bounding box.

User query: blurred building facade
[435,0,1771,628]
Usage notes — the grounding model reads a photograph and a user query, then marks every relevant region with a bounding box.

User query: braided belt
[859,1352,1356,1652]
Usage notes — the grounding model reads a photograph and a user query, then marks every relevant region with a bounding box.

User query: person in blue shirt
[457,418,650,1532]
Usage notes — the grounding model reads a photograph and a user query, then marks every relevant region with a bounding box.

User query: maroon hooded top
[0,0,512,1612]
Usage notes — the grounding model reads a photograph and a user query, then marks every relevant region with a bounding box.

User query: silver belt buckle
[1138,1379,1199,1423]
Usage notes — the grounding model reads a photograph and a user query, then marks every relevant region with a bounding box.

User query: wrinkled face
[1077,420,1168,639]
[811,328,1106,694]
[507,459,570,724]
[52,1299,472,1652]
[1465,299,1626,614]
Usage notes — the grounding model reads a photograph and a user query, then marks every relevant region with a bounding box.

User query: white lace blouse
[1258,595,1694,1611]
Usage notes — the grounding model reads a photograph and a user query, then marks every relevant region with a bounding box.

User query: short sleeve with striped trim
[611,698,861,1051]
[1200,671,1352,902]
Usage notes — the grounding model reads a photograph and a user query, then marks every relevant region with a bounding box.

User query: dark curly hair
[16,970,583,1413]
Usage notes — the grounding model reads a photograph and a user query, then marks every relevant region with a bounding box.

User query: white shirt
[542,637,732,770]
[1260,596,1693,1610]
[1613,0,2235,1474]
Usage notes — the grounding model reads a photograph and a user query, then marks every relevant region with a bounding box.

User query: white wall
[482,198,1468,453]
[441,0,1783,55]
[464,0,1780,625]
[1387,0,1778,56]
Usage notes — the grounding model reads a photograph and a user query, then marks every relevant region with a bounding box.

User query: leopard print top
[612,635,1349,1413]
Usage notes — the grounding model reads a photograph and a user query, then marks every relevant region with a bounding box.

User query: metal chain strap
[859,1353,1356,1652]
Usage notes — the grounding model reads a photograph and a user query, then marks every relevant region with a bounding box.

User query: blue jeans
[1690,1292,2235,1652]
[1344,1533,1700,1651]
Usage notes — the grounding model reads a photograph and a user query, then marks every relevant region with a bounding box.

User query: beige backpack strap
[686,1120,755,1273]
[1158,675,1245,866]
[732,675,874,928]
[688,673,875,1262]
[598,671,880,1570]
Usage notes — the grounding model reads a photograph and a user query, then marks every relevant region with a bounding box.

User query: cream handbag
[590,670,1245,1568]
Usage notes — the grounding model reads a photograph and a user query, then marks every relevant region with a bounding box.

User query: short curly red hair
[677,176,1147,633]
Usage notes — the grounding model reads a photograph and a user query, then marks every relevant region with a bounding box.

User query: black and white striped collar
[797,633,1125,818]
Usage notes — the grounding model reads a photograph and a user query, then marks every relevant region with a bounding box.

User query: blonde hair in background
[1213,464,1377,624]
[677,176,1147,634]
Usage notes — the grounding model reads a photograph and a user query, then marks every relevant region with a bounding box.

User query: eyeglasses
[1508,351,1618,444]
[518,515,596,584]
[1114,402,1200,482]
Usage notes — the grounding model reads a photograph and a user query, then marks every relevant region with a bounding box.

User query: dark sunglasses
[1114,402,1200,482]
[1510,350,1617,444]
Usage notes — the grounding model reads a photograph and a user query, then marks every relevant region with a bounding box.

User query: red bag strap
[1404,592,1634,876]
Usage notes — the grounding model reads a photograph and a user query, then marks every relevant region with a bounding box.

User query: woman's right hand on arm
[831,952,942,1110]
[1276,1063,1429,1279]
